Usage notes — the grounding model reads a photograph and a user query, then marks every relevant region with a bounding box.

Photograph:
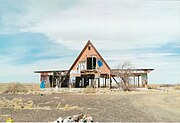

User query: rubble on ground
[52,113,93,123]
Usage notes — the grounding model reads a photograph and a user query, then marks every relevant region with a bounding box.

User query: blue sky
[0,0,180,84]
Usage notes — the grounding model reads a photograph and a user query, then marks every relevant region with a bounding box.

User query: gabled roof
[68,40,111,73]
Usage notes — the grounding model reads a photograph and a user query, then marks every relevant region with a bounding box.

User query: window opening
[87,57,96,69]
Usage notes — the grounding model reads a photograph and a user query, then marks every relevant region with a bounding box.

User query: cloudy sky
[0,0,180,84]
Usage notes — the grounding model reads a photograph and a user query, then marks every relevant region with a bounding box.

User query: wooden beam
[112,76,120,87]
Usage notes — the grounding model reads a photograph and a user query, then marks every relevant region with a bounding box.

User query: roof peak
[68,40,111,72]
[87,40,91,43]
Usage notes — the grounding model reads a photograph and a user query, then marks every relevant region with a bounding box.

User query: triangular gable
[68,40,110,74]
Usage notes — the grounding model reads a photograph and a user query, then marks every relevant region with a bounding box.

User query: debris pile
[53,113,93,123]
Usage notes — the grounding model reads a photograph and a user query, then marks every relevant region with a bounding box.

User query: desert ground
[0,83,180,122]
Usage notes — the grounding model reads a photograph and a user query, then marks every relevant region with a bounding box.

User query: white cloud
[18,0,180,50]
[2,0,180,50]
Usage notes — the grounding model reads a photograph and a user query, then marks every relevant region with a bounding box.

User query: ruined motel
[34,41,154,88]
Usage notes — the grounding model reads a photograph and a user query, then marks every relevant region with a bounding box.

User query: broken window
[87,57,96,69]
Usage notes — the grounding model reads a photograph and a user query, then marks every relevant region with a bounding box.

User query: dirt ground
[0,90,180,122]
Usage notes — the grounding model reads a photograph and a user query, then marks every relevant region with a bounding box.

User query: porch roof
[34,70,68,73]
[110,68,154,75]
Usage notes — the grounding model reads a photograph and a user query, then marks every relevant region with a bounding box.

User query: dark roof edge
[34,70,68,73]
[111,68,154,71]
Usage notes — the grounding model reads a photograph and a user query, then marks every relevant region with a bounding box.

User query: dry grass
[175,85,180,90]
[0,97,34,109]
[148,84,160,89]
[63,104,82,110]
[0,97,82,111]
[56,102,83,110]
[0,83,40,94]
[25,83,40,92]
[2,83,28,93]
[83,86,96,93]
[160,84,174,87]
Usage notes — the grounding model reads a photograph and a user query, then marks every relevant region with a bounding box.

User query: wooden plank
[112,76,120,87]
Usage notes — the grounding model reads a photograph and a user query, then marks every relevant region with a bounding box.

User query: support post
[52,74,54,88]
[98,78,100,88]
[82,78,84,87]
[138,75,140,87]
[103,78,104,87]
[146,74,148,85]
[109,77,112,89]
[134,76,135,87]
[59,72,62,88]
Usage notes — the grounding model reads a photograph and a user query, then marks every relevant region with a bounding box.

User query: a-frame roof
[68,40,111,73]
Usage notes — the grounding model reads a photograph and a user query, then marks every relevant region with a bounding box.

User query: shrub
[122,86,131,91]
[175,86,180,90]
[27,83,40,92]
[160,84,173,87]
[83,86,96,93]
[2,83,28,93]
[148,84,159,89]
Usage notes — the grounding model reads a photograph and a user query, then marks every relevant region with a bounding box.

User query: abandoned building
[34,40,154,88]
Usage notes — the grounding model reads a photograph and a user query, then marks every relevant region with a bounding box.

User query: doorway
[75,77,82,87]
[81,75,95,87]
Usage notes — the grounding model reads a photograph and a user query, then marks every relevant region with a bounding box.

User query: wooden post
[138,75,140,87]
[146,73,148,85]
[53,75,55,87]
[141,76,143,87]
[59,72,62,88]
[105,78,106,87]
[134,76,135,87]
[109,77,112,89]
[46,76,49,88]
[82,78,84,87]
[102,78,103,87]
[102,78,104,87]
[98,78,100,88]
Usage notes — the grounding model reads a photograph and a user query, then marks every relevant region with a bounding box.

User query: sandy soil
[0,91,180,122]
